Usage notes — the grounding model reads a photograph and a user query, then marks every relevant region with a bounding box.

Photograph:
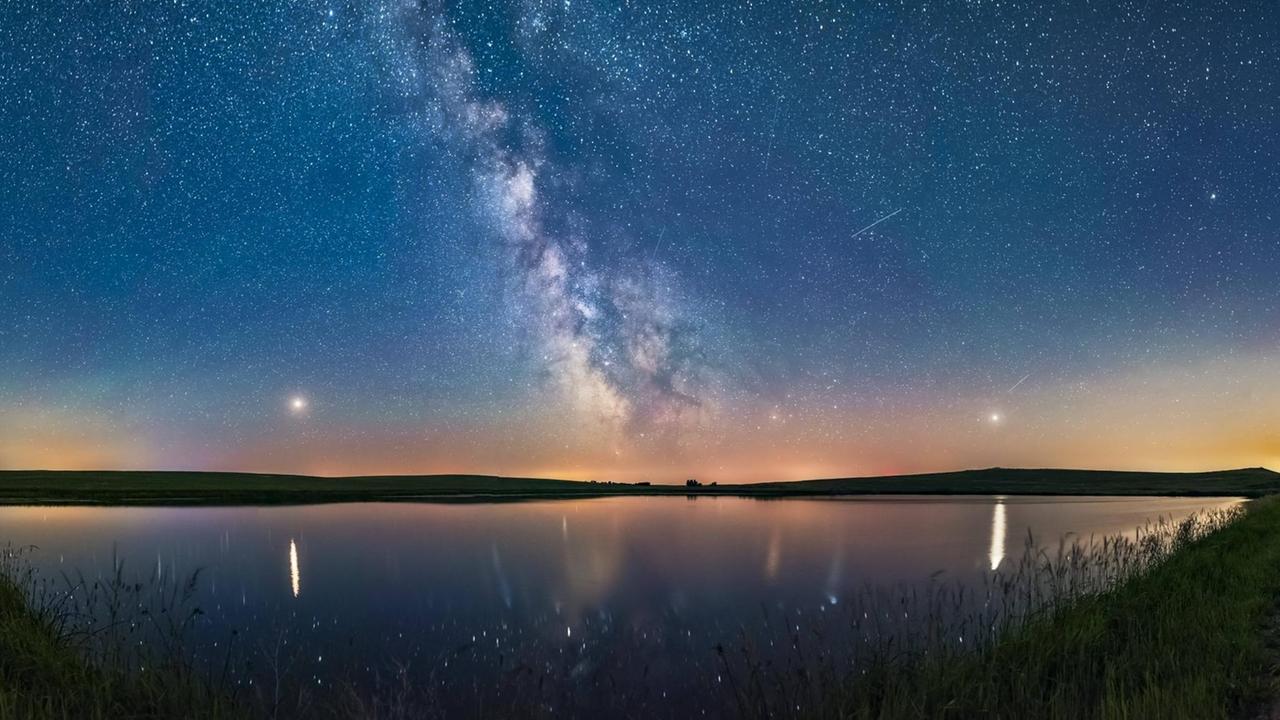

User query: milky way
[1,1,1277,480]
[375,1,706,440]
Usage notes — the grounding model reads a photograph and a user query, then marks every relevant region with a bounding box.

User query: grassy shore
[0,559,239,719]
[1,466,1277,506]
[803,495,1280,719]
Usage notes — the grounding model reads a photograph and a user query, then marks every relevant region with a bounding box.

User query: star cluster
[1,0,1277,480]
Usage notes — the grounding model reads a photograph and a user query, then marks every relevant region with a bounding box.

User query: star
[4,0,1276,481]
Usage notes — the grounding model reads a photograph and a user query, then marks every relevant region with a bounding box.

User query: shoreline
[0,467,1276,507]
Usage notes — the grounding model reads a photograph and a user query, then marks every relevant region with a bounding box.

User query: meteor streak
[1007,373,1032,393]
[849,208,903,239]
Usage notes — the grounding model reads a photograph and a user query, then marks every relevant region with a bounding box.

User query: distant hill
[754,467,1280,497]
[0,466,1276,506]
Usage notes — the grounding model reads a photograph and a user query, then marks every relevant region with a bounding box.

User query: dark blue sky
[2,1,1277,479]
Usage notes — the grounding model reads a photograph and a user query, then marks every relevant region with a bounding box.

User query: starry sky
[2,0,1277,482]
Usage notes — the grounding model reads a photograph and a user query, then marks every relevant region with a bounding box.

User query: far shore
[0,466,1276,506]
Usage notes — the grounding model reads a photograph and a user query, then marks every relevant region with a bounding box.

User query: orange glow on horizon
[2,350,1277,483]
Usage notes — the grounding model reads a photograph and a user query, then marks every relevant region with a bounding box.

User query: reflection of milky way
[557,514,624,618]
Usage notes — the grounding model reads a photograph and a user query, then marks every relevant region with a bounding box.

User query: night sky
[2,1,1277,481]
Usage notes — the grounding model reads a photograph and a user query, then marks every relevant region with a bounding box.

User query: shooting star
[762,104,783,175]
[1006,373,1031,393]
[850,208,903,239]
[647,227,667,261]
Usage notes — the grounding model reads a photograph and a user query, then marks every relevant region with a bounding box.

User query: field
[1,466,1277,505]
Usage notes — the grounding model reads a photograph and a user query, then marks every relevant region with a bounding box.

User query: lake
[0,495,1243,717]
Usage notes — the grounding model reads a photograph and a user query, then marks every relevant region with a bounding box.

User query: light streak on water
[289,538,301,598]
[989,497,1007,571]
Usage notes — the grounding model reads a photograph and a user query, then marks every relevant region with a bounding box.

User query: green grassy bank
[0,569,238,719]
[2,466,1277,506]
[804,495,1280,719]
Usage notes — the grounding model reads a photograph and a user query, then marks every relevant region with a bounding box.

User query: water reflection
[988,496,1007,570]
[289,538,301,598]
[0,495,1244,718]
[824,542,844,605]
[763,528,782,581]
[491,542,513,608]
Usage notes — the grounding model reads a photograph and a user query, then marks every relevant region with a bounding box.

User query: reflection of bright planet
[989,412,1002,424]
[289,538,300,598]
[989,498,1007,570]
[289,396,307,414]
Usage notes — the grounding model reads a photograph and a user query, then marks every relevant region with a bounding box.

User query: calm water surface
[0,495,1243,716]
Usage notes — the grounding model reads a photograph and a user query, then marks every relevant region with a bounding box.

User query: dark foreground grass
[0,567,241,719]
[797,495,1280,719]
